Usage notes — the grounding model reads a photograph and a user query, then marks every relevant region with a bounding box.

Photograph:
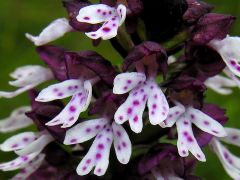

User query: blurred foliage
[0,0,239,179]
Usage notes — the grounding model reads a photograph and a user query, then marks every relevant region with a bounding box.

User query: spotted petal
[76,124,113,176]
[160,103,185,128]
[26,18,73,46]
[0,107,33,133]
[36,79,84,102]
[11,154,45,180]
[220,127,240,147]
[209,36,240,77]
[0,152,39,171]
[64,118,108,145]
[46,81,92,128]
[211,139,240,180]
[112,122,131,164]
[176,114,206,162]
[205,75,237,95]
[147,81,169,125]
[116,4,127,26]
[114,84,149,133]
[15,134,53,156]
[0,132,37,152]
[113,72,146,94]
[77,4,115,24]
[187,107,227,137]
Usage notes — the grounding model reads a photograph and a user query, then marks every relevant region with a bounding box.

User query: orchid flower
[0,106,33,132]
[210,127,240,180]
[36,79,92,128]
[26,18,73,46]
[209,36,240,78]
[64,118,131,176]
[160,102,226,161]
[0,65,53,98]
[76,4,127,40]
[205,75,237,95]
[113,72,169,133]
[0,131,53,176]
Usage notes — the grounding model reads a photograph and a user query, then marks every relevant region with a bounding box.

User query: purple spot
[169,114,173,118]
[197,154,201,158]
[187,136,193,142]
[98,144,104,150]
[212,130,219,134]
[70,138,77,143]
[230,60,236,65]
[82,166,87,171]
[118,116,123,121]
[11,144,18,148]
[116,131,121,137]
[95,125,101,129]
[85,128,91,133]
[74,85,78,89]
[175,111,179,115]
[102,27,111,32]
[69,106,76,112]
[127,108,132,114]
[150,85,154,89]
[117,145,121,151]
[22,156,28,161]
[69,117,74,121]
[154,94,158,99]
[57,92,63,97]
[182,150,186,155]
[123,86,128,90]
[190,114,195,119]
[97,135,102,139]
[112,17,116,20]
[142,95,147,101]
[151,111,155,115]
[113,23,116,27]
[133,100,140,106]
[83,16,90,20]
[97,168,102,173]
[53,88,59,92]
[152,104,157,109]
[86,159,91,164]
[96,153,102,159]
[97,9,101,13]
[109,11,112,15]
[68,86,73,90]
[184,121,189,125]
[232,135,238,140]
[127,80,132,84]
[133,116,138,122]
[23,137,29,142]
[204,121,210,125]
[102,11,106,15]
[122,142,127,147]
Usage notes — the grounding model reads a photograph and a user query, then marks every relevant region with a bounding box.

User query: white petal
[112,122,131,164]
[147,81,169,125]
[15,134,53,156]
[209,36,240,77]
[0,152,39,171]
[8,66,53,88]
[46,81,92,128]
[77,4,115,24]
[211,139,240,179]
[36,79,84,102]
[25,18,73,46]
[113,72,146,94]
[176,114,206,162]
[116,4,127,26]
[64,118,109,145]
[76,124,113,176]
[160,103,185,128]
[114,84,149,133]
[85,14,120,40]
[11,154,45,180]
[220,127,240,147]
[205,75,237,95]
[0,106,33,132]
[0,85,37,99]
[187,107,227,137]
[0,132,37,152]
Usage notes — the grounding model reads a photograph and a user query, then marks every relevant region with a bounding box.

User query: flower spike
[77,4,127,40]
[26,18,73,46]
[0,65,53,99]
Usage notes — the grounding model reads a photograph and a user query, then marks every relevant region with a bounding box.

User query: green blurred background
[0,0,239,179]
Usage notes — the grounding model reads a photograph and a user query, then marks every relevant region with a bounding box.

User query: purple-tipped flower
[211,127,240,179]
[76,4,127,40]
[160,102,226,161]
[0,65,53,98]
[64,118,131,176]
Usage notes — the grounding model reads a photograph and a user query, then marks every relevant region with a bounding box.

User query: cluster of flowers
[0,0,240,179]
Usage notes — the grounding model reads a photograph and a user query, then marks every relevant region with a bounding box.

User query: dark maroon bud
[192,13,236,45]
[183,0,214,25]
